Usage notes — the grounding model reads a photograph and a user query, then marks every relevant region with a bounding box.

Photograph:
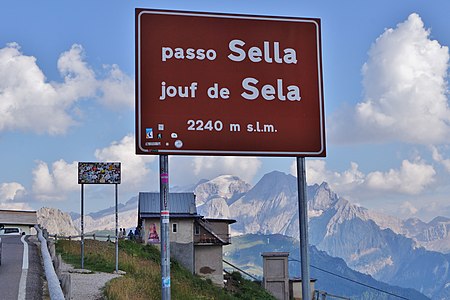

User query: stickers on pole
[161,173,169,184]
[78,162,121,184]
[162,277,171,288]
[161,210,170,223]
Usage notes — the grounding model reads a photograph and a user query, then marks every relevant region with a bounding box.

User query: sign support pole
[115,183,119,273]
[160,155,171,299]
[297,157,310,300]
[78,162,121,272]
[81,183,85,269]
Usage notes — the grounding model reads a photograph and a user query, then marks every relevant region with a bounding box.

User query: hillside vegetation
[56,239,275,300]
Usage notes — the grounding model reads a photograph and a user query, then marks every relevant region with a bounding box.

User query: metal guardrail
[48,233,119,242]
[35,226,65,300]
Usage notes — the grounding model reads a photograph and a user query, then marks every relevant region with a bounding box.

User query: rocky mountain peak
[245,171,297,200]
[194,174,251,206]
[37,207,79,236]
[309,181,339,211]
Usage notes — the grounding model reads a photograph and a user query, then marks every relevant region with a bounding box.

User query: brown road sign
[136,9,325,157]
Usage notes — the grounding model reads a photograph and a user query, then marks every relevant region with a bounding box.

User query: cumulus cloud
[30,134,156,201]
[56,44,97,102]
[170,156,262,186]
[292,158,435,196]
[331,13,450,144]
[0,182,29,210]
[365,159,435,194]
[32,160,78,201]
[430,146,450,172]
[94,134,156,189]
[0,43,133,135]
[0,182,26,202]
[0,43,76,134]
[295,160,365,192]
[98,64,134,109]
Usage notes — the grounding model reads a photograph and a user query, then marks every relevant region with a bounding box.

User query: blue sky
[0,0,449,221]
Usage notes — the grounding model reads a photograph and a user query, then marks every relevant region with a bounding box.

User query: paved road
[0,235,43,300]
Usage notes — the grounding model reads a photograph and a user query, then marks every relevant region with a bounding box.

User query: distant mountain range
[191,171,450,299]
[224,233,429,300]
[38,171,450,299]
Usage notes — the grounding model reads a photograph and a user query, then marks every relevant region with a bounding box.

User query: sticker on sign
[136,9,326,157]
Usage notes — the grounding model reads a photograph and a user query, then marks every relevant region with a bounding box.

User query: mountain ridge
[43,171,450,299]
[224,233,430,300]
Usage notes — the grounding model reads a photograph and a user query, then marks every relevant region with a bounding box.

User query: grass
[56,239,276,300]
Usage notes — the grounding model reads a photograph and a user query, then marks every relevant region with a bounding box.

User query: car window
[4,228,19,234]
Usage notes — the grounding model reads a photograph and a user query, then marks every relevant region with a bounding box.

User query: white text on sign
[161,39,298,64]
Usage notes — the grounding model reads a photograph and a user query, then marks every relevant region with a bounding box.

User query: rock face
[37,207,79,236]
[228,171,301,237]
[194,175,251,219]
[403,216,450,253]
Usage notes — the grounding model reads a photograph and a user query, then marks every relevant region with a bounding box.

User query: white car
[0,227,22,235]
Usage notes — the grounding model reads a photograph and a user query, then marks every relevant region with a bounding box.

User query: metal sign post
[297,157,311,300]
[160,155,171,299]
[81,184,85,269]
[78,162,121,272]
[115,183,119,273]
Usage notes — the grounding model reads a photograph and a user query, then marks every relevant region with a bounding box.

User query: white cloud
[331,13,450,144]
[291,160,365,193]
[56,44,97,99]
[30,137,261,197]
[30,134,156,202]
[32,160,78,201]
[0,202,33,211]
[94,134,156,189]
[430,146,450,172]
[0,181,28,211]
[0,43,133,135]
[170,156,262,186]
[82,149,260,191]
[399,201,419,215]
[0,182,26,202]
[0,43,76,134]
[293,158,435,196]
[98,64,134,109]
[365,159,435,194]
